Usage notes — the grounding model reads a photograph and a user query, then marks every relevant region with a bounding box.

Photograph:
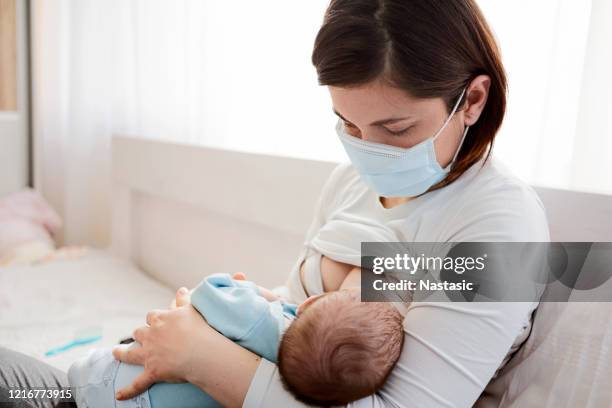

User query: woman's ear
[463,75,491,126]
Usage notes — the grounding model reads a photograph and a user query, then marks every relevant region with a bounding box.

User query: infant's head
[278,289,404,406]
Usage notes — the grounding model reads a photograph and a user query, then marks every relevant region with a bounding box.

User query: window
[0,0,17,111]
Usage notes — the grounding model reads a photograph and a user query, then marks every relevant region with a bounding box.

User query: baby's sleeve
[190,273,285,362]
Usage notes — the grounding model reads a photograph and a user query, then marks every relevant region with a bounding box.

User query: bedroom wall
[0,0,29,196]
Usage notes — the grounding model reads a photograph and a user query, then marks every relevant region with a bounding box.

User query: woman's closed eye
[344,121,411,134]
[385,126,412,137]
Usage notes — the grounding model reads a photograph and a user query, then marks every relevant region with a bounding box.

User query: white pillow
[476,301,612,407]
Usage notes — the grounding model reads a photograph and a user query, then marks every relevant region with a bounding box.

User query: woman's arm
[185,324,262,407]
[113,271,533,408]
[241,301,536,408]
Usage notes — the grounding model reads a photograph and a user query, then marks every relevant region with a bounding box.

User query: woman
[0,0,548,407]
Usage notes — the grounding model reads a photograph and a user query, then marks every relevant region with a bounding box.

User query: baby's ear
[297,294,323,315]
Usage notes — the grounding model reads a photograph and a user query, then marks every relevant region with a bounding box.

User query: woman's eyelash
[344,121,411,136]
[387,127,411,136]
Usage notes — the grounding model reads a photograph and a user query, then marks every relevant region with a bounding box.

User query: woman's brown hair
[312,0,507,191]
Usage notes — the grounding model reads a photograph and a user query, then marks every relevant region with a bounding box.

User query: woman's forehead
[329,82,442,125]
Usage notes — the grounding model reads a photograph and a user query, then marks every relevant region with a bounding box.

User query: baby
[279,288,404,405]
[69,272,404,407]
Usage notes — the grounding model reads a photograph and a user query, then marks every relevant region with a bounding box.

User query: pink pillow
[0,189,62,258]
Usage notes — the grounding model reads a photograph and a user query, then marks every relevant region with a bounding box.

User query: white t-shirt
[244,157,550,408]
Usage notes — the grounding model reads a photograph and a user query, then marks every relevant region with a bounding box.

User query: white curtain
[31,0,612,247]
[479,0,612,193]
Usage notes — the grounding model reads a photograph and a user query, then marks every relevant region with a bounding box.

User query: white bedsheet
[0,250,174,372]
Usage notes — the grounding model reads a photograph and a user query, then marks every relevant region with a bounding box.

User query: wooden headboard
[111,136,612,289]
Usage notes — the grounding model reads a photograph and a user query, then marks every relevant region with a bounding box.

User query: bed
[0,250,173,372]
[1,135,612,406]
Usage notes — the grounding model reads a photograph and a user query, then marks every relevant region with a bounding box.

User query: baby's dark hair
[278,290,404,406]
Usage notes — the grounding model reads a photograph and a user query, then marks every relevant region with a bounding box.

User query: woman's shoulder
[325,162,361,190]
[317,162,363,207]
[442,158,550,242]
[469,158,545,210]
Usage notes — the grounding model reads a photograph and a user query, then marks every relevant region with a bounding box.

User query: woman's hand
[115,277,262,407]
[113,291,211,400]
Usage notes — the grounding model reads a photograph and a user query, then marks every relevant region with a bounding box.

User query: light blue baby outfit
[68,273,297,408]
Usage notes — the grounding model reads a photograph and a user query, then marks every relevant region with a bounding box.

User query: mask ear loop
[450,125,470,164]
[430,87,470,169]
[433,87,470,170]
[449,87,470,165]
[432,87,468,141]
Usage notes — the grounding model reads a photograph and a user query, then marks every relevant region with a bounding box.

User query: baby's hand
[233,272,247,281]
[168,271,249,309]
[258,286,280,302]
[233,272,279,302]
[169,287,191,309]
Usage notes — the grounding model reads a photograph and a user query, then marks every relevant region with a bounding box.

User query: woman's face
[329,78,489,169]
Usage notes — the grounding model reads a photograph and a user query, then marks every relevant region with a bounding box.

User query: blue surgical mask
[336,88,469,198]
